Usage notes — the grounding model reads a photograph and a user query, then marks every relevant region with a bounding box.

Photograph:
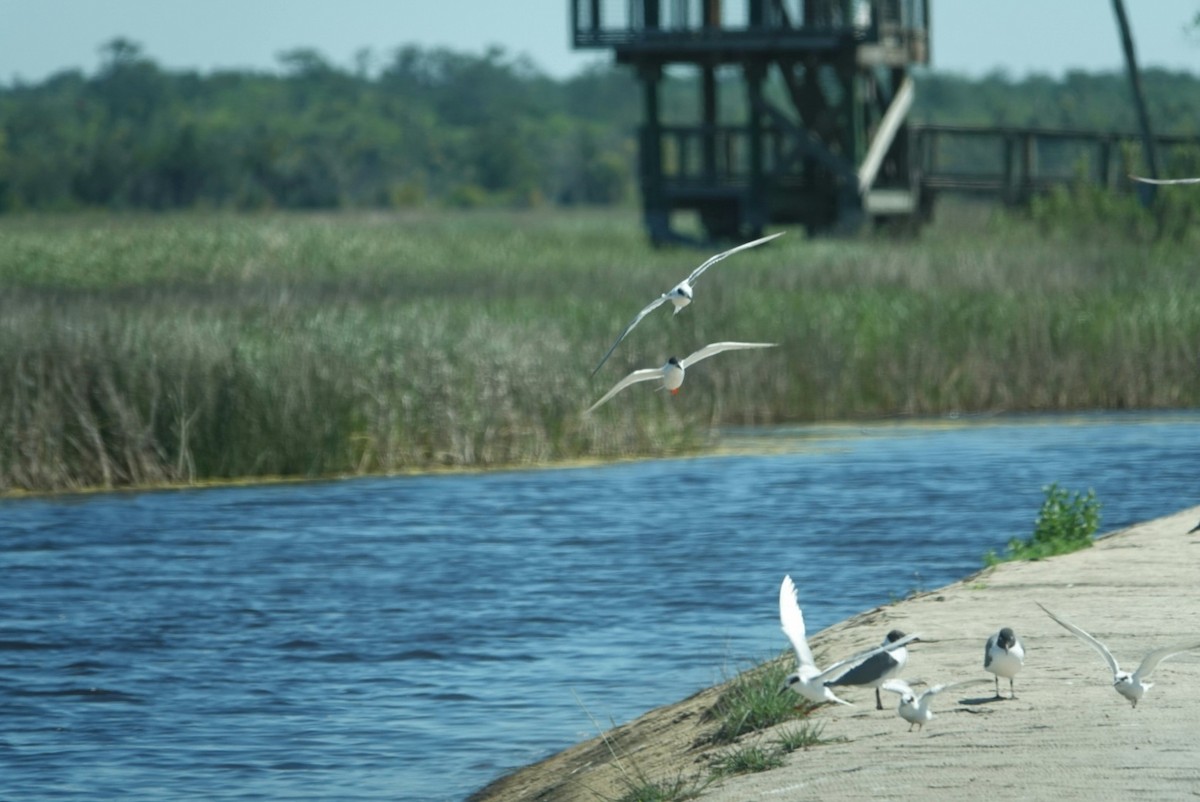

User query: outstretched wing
[1037,602,1120,676]
[680,341,777,369]
[1132,642,1200,682]
[684,232,784,286]
[1129,174,1200,186]
[921,678,990,701]
[584,368,663,414]
[818,632,921,684]
[779,575,816,670]
[880,679,913,697]
[591,295,671,376]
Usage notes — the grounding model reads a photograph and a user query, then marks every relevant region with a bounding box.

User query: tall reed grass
[2,204,1197,493]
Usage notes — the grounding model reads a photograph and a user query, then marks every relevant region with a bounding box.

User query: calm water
[1,412,1197,801]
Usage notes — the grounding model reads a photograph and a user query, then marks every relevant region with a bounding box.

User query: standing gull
[585,341,776,413]
[825,629,918,710]
[1037,602,1200,708]
[984,626,1025,700]
[777,575,920,706]
[591,232,783,375]
[881,679,988,732]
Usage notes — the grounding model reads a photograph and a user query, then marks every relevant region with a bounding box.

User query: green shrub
[986,483,1101,564]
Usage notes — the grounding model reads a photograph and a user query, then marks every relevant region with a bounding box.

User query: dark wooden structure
[571,0,931,243]
[913,124,1198,206]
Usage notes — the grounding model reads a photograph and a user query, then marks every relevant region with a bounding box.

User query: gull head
[996,628,1016,651]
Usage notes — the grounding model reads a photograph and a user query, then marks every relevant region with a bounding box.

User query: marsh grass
[2,204,1199,492]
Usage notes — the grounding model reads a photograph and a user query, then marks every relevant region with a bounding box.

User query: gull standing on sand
[881,679,988,732]
[591,232,783,375]
[1037,602,1200,708]
[585,342,776,413]
[984,627,1025,700]
[824,629,919,710]
[777,575,921,706]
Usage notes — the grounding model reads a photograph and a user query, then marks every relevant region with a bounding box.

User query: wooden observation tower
[571,1,931,243]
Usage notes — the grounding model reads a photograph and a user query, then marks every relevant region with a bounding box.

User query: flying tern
[1129,174,1200,185]
[1037,602,1200,708]
[881,678,988,732]
[777,575,920,707]
[591,232,783,375]
[585,341,776,414]
[825,629,919,710]
[984,626,1025,700]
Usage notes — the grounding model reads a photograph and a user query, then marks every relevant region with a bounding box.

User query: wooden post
[1111,0,1159,199]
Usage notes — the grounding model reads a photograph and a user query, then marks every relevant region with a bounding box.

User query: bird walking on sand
[1037,602,1200,708]
[591,232,783,375]
[585,341,776,413]
[777,575,921,707]
[825,629,919,710]
[984,627,1025,699]
[881,678,988,732]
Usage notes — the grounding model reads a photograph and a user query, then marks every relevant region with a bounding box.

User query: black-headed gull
[585,341,776,414]
[1037,602,1200,708]
[881,678,988,732]
[825,629,919,710]
[778,575,920,707]
[591,232,783,375]
[1129,174,1200,185]
[984,626,1025,700]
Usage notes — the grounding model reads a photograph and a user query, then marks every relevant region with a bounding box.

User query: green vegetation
[986,483,1102,565]
[705,656,814,745]
[708,745,785,777]
[613,774,709,802]
[2,202,1199,494]
[775,720,828,753]
[3,38,1200,214]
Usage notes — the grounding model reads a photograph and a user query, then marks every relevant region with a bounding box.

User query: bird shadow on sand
[960,695,1016,706]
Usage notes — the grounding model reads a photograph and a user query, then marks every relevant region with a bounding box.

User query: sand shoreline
[470,504,1200,802]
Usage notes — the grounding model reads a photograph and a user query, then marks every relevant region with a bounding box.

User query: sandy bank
[470,504,1200,802]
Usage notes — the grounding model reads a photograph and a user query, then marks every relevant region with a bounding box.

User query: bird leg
[1009,677,1017,700]
[875,688,884,710]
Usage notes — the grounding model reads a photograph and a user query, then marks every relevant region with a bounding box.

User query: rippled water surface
[2,412,1197,801]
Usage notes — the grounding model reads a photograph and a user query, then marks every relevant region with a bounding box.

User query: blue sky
[0,0,1196,82]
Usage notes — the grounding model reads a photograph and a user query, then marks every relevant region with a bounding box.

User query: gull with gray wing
[777,575,921,707]
[1037,602,1200,708]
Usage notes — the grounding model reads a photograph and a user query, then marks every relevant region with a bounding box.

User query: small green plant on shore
[708,745,785,777]
[575,693,710,802]
[613,773,709,802]
[776,720,827,753]
[705,656,815,745]
[985,483,1101,565]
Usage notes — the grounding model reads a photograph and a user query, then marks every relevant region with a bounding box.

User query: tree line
[1,38,1198,213]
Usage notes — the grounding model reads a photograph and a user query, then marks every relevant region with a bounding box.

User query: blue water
[1,412,1197,801]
